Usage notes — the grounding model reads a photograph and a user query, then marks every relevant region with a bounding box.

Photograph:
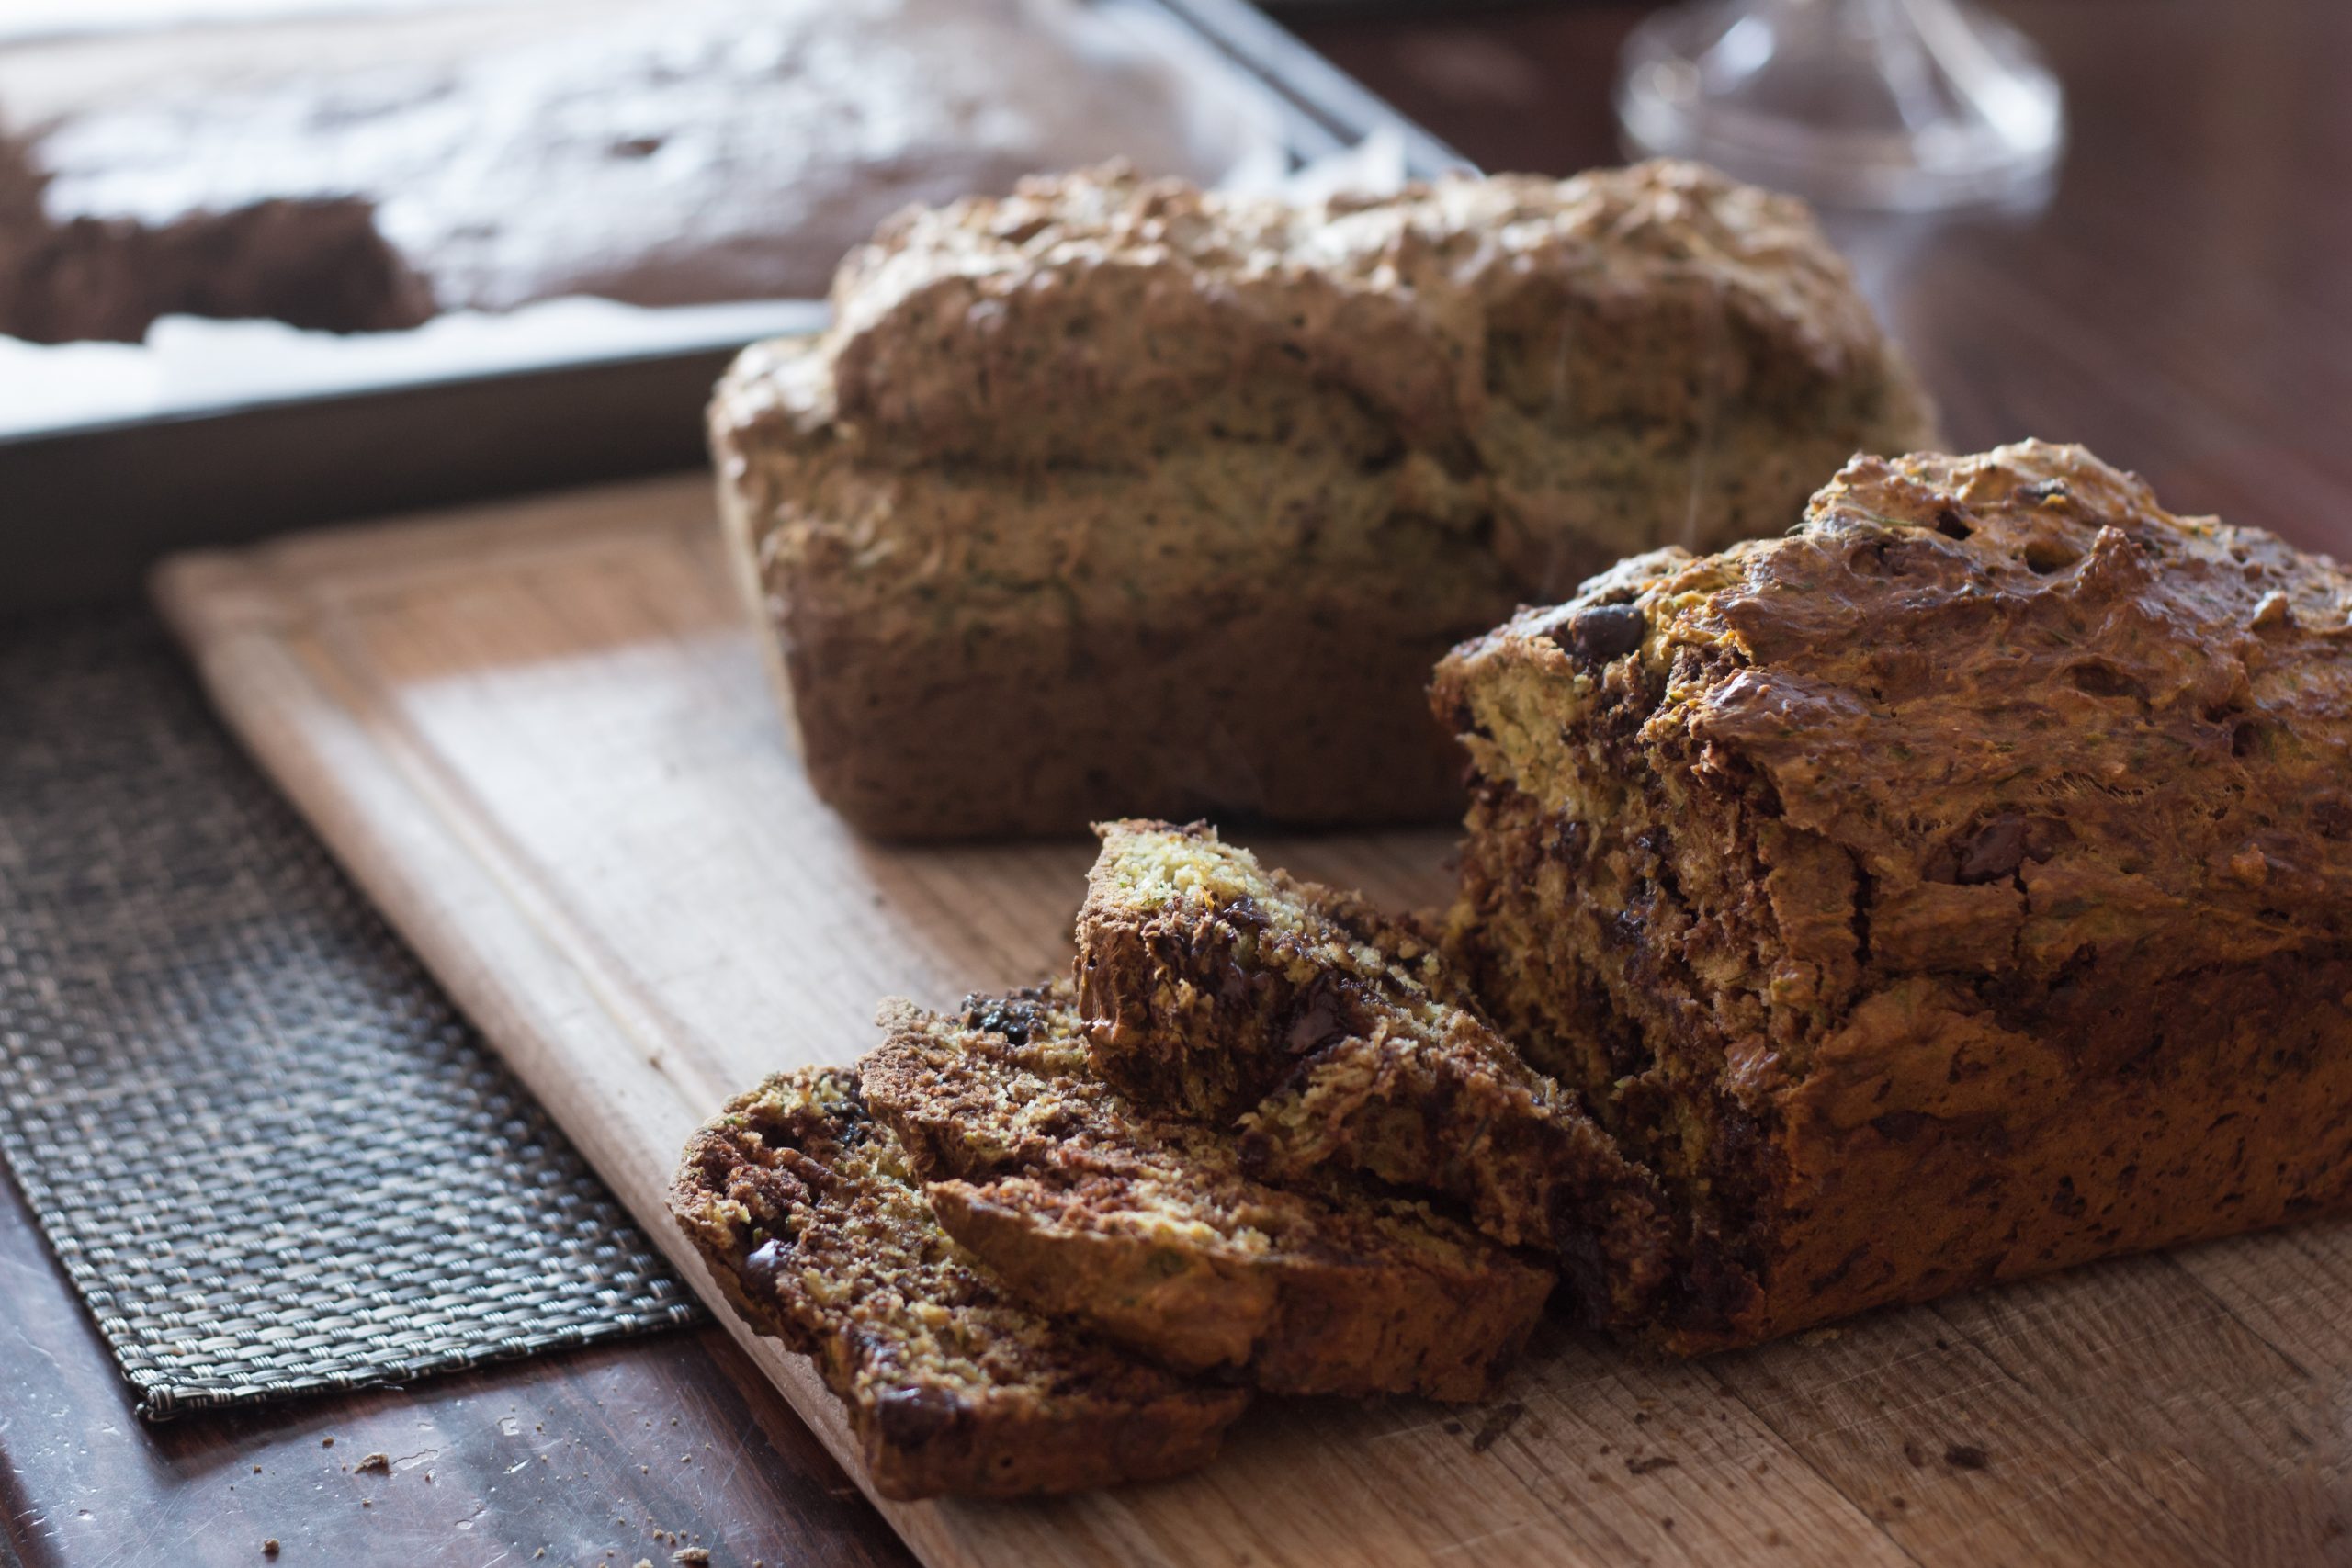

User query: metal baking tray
[0,0,1464,615]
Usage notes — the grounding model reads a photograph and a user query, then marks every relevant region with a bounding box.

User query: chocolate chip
[875,1386,964,1448]
[743,1237,791,1289]
[1550,604,1645,663]
[1219,894,1271,936]
[1283,976,1348,1056]
[1955,817,2029,884]
[1951,813,2072,884]
[965,995,1041,1045]
[1871,1110,1927,1143]
[1542,818,1590,863]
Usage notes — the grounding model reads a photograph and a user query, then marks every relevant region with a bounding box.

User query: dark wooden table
[6,3,2351,1564]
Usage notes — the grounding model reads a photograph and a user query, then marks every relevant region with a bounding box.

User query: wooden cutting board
[153,475,2347,1568]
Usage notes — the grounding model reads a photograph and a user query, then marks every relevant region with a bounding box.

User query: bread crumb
[634,1560,654,1568]
[263,1542,279,1557]
[673,1552,710,1566]
[1796,1326,1844,1346]
[356,1453,391,1475]
[321,1438,334,1448]
[252,1465,262,1474]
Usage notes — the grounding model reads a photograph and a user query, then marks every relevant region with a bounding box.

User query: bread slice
[860,985,1554,1401]
[670,1065,1248,1499]
[1076,819,1672,1327]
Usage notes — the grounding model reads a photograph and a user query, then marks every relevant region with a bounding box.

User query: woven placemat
[0,609,703,1419]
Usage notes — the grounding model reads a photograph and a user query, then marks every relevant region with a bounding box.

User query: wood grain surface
[152,470,2352,1568]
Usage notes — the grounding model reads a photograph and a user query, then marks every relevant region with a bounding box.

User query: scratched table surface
[7,2,2352,1565]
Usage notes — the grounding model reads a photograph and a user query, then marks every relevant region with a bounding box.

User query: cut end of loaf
[1436,439,2352,1348]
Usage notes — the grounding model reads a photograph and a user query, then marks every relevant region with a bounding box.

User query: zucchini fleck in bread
[1435,440,2352,1352]
[861,984,1555,1401]
[670,1066,1248,1498]
[1075,819,1672,1326]
[712,158,1939,839]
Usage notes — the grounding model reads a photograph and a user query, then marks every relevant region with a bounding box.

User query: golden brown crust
[668,1066,1247,1498]
[711,159,1939,840]
[860,984,1554,1401]
[1073,820,1672,1328]
[1435,440,2352,1350]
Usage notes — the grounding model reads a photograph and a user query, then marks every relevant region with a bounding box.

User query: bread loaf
[712,160,1938,838]
[1434,440,2352,1350]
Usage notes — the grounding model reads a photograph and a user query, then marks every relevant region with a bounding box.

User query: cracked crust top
[1437,439,2352,1086]
[770,156,1917,456]
[860,983,1555,1402]
[711,157,1938,609]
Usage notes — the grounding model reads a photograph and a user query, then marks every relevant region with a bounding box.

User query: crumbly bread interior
[862,983,1555,1401]
[670,1066,1248,1498]
[1077,819,1672,1326]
